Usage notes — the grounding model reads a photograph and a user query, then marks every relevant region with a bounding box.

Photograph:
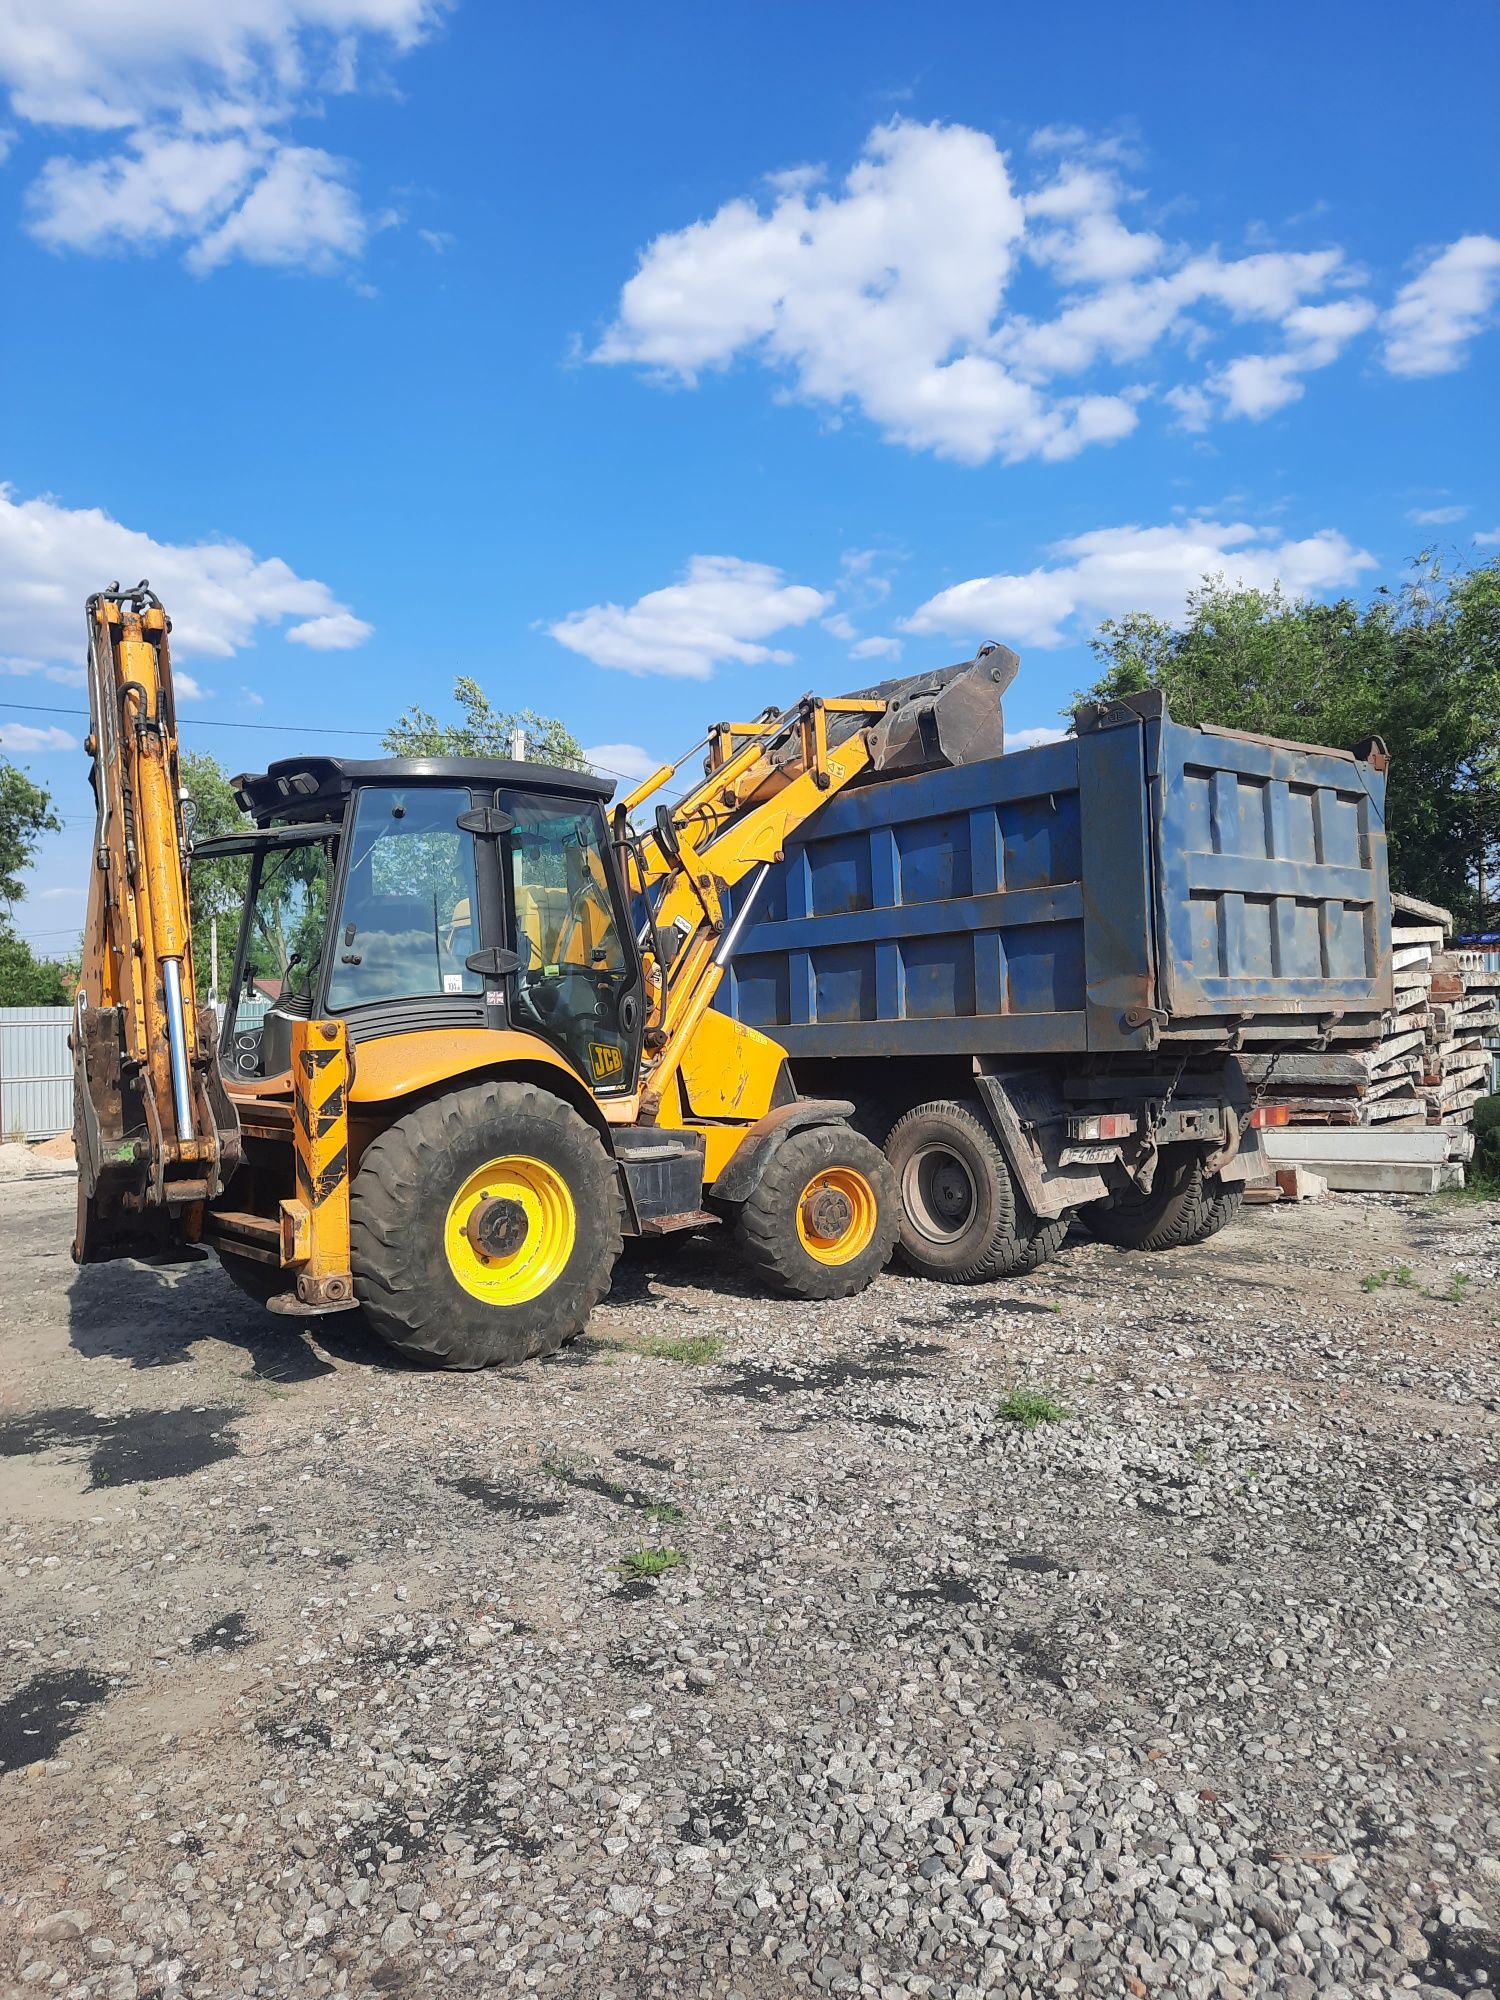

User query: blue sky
[2,0,1498,951]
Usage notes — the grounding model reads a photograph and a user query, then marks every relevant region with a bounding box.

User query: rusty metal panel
[1146,712,1394,1023]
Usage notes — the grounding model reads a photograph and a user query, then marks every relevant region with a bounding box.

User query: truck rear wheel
[733,1123,897,1300]
[1083,1148,1240,1251]
[349,1081,622,1368]
[884,1099,1067,1284]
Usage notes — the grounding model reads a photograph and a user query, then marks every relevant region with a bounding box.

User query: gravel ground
[1,1173,1497,2000]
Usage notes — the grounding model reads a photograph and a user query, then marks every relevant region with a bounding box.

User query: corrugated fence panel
[0,1001,263,1141]
[0,1007,73,1140]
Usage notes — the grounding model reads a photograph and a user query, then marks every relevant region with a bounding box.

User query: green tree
[0,931,70,1006]
[1078,555,1500,929]
[0,758,66,1005]
[384,677,589,771]
[182,750,254,999]
[0,760,61,906]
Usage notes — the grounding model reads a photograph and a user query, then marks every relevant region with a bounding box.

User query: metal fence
[0,1007,73,1140]
[0,999,273,1142]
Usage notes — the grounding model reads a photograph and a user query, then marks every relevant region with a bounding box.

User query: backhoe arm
[72,583,241,1263]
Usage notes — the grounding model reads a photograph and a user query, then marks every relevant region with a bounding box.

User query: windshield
[220,836,335,1075]
[325,786,482,1010]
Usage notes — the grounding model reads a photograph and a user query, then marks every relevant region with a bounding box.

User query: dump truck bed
[719,691,1393,1057]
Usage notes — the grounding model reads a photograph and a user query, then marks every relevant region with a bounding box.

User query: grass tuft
[621,1546,683,1579]
[997,1388,1071,1431]
[634,1333,726,1366]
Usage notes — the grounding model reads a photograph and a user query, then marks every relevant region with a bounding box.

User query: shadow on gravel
[706,1336,944,1404]
[1421,1916,1500,1994]
[440,1475,564,1521]
[605,1231,762,1307]
[66,1260,404,1380]
[0,1402,241,1487]
[0,1667,113,1773]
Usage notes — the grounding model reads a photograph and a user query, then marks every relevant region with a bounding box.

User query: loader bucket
[839,644,1019,776]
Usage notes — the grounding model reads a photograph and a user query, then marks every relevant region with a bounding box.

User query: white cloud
[241,686,265,706]
[0,1,446,274]
[1203,297,1377,420]
[822,612,859,642]
[0,481,373,669]
[596,119,1483,462]
[548,555,831,679]
[0,722,76,751]
[187,145,367,273]
[285,611,374,650]
[595,120,1138,466]
[1475,528,1500,548]
[2,654,85,686]
[1007,724,1069,750]
[848,634,902,661]
[903,518,1376,649]
[1382,236,1500,377]
[1407,504,1467,526]
[174,672,209,701]
[581,741,660,783]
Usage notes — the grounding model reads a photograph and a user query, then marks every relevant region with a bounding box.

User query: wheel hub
[901,1144,978,1245]
[801,1184,854,1240]
[465,1194,530,1262]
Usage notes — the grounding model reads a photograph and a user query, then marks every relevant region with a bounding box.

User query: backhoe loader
[70,584,1010,1368]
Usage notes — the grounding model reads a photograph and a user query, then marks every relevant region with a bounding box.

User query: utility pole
[509,726,527,761]
[210,917,219,1011]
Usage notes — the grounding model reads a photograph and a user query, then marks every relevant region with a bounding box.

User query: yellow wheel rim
[444,1154,577,1306]
[795,1165,879,1266]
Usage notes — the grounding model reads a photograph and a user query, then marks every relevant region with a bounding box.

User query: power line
[0,697,654,789]
[0,698,384,740]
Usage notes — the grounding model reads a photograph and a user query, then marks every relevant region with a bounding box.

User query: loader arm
[72,583,242,1263]
[617,650,1011,1120]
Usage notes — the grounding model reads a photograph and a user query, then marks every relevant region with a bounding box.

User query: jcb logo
[589,1042,624,1081]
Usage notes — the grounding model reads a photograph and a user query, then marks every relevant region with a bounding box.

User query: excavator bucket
[838,644,1019,777]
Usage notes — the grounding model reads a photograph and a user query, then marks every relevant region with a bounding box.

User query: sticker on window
[443,973,465,994]
[589,1042,624,1081]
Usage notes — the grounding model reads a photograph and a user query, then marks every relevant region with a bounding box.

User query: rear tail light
[1248,1104,1290,1129]
[1067,1111,1136,1141]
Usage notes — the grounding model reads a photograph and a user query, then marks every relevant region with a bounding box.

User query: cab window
[326,787,482,1010]
[507,795,633,1088]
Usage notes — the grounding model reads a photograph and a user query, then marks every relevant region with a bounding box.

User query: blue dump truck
[718,658,1394,1280]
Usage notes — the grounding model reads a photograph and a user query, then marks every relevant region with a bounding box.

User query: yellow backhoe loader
[71,583,1005,1368]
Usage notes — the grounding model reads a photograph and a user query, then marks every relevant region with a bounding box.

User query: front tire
[733,1123,897,1300]
[349,1081,622,1368]
[884,1099,1068,1284]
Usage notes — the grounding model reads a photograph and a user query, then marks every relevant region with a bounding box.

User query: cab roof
[233,754,615,826]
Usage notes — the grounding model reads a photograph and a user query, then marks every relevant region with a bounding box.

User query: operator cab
[193,756,643,1095]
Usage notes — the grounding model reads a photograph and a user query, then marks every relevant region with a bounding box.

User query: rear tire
[884,1099,1068,1284]
[349,1081,622,1368]
[1082,1148,1241,1251]
[733,1123,897,1299]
